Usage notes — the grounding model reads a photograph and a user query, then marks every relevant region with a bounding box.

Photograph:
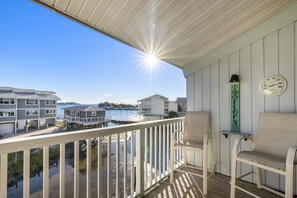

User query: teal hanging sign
[229,75,240,132]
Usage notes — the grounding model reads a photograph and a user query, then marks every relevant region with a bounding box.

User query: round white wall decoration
[259,75,287,96]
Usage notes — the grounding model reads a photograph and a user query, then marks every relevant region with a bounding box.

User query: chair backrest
[255,112,297,162]
[183,111,209,142]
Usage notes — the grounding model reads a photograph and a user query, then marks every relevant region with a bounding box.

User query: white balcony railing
[0,117,184,198]
[65,115,112,124]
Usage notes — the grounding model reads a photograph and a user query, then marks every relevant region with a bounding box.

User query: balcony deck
[145,167,283,198]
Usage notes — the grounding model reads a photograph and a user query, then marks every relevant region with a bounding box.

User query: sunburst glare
[138,52,162,75]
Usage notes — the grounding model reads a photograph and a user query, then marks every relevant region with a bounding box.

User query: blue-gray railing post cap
[229,74,239,83]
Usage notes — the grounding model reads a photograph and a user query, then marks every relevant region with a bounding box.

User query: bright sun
[138,52,162,75]
[144,54,158,68]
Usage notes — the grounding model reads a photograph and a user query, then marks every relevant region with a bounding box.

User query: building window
[45,109,56,114]
[164,101,169,108]
[70,111,74,116]
[46,100,56,105]
[91,111,96,116]
[26,99,38,105]
[0,98,15,105]
[0,111,15,117]
[26,109,38,116]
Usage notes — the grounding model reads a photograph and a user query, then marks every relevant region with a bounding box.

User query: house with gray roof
[63,105,111,130]
[0,86,60,135]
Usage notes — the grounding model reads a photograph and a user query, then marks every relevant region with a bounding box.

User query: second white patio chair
[230,112,297,198]
[170,111,215,196]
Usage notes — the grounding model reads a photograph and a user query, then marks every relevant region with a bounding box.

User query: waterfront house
[63,105,110,129]
[138,94,178,121]
[1,1,297,198]
[0,86,60,134]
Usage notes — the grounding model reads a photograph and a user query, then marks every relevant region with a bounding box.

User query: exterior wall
[0,117,16,122]
[40,109,56,118]
[64,110,71,116]
[17,110,39,120]
[86,111,105,118]
[185,20,297,194]
[40,100,56,108]
[17,99,39,109]
[0,104,16,109]
[151,96,165,115]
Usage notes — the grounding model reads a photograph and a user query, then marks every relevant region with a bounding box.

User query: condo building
[0,86,60,134]
[138,94,178,121]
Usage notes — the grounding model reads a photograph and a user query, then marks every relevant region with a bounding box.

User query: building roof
[176,97,187,103]
[63,105,105,112]
[138,94,168,102]
[0,86,61,100]
[32,0,296,71]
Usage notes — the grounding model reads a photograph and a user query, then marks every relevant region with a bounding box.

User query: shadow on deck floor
[144,168,294,198]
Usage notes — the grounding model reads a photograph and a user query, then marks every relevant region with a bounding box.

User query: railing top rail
[0,117,184,154]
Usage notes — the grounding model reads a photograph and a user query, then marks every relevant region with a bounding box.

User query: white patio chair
[170,111,216,195]
[230,112,297,198]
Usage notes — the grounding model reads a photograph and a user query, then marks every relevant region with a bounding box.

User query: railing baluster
[23,149,30,198]
[43,146,49,198]
[86,139,91,198]
[149,127,153,185]
[107,135,111,198]
[0,153,7,198]
[158,125,162,180]
[74,141,79,198]
[60,143,65,198]
[124,132,127,198]
[167,124,169,173]
[163,125,166,176]
[116,134,120,198]
[136,129,144,196]
[97,137,102,198]
[154,126,157,182]
[130,131,135,198]
[144,128,148,189]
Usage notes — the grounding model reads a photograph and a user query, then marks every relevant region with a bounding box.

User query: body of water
[57,104,140,122]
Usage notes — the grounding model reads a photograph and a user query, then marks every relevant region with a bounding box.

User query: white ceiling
[32,0,297,69]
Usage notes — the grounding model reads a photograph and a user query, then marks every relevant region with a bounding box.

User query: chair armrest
[232,136,255,158]
[286,146,297,166]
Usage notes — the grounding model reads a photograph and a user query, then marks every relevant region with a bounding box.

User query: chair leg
[254,166,261,189]
[285,165,293,198]
[203,146,208,195]
[230,156,237,198]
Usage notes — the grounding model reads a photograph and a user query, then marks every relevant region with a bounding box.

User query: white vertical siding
[186,21,297,195]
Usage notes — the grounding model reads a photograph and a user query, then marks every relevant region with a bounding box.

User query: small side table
[220,130,251,141]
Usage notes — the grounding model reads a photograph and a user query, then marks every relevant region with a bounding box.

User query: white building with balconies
[138,94,178,121]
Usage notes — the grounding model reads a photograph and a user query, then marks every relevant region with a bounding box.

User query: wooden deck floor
[144,168,293,198]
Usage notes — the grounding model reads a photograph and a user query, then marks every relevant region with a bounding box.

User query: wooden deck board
[144,168,294,198]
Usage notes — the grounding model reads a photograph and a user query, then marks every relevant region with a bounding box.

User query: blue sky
[0,1,186,104]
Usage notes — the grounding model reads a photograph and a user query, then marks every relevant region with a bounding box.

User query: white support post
[170,124,175,184]
[97,137,102,198]
[107,135,111,198]
[136,129,145,197]
[123,133,127,198]
[86,139,91,198]
[116,134,120,198]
